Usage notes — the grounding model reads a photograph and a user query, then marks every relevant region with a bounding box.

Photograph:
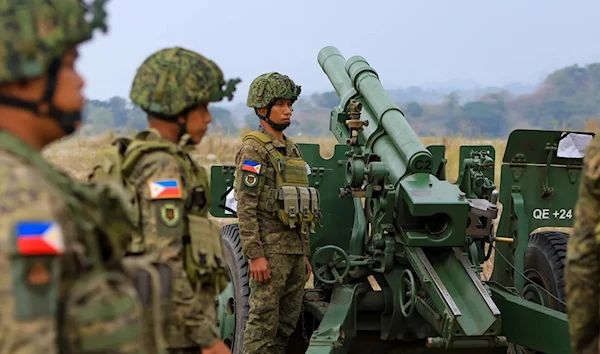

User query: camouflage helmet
[0,0,109,85]
[246,72,301,109]
[129,47,241,117]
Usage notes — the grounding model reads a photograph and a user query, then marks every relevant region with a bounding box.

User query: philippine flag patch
[16,221,65,256]
[242,160,261,174]
[148,179,183,199]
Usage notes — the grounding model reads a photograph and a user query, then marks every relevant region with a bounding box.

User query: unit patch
[244,173,258,188]
[160,203,181,227]
[148,178,182,199]
[27,261,52,285]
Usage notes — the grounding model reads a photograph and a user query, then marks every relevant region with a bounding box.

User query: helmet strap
[178,119,187,140]
[0,58,80,135]
[176,110,196,145]
[255,105,289,132]
[147,107,193,144]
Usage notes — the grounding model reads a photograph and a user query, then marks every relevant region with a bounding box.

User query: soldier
[0,0,160,353]
[88,47,238,354]
[234,72,321,354]
[565,134,600,353]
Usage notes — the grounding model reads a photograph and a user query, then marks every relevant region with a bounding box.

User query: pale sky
[76,0,600,106]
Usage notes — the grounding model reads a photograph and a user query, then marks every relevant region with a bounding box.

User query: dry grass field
[44,126,590,284]
[43,131,509,186]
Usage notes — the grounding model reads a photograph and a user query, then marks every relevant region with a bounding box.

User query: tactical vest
[0,132,160,354]
[89,130,229,296]
[241,131,321,235]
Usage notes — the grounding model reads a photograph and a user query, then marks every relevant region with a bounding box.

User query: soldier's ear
[256,107,268,117]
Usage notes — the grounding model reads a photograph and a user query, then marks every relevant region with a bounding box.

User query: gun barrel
[317,46,358,108]
[317,46,432,176]
[345,56,432,174]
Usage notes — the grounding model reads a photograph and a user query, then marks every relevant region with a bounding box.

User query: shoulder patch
[160,203,182,227]
[148,178,183,199]
[15,221,64,255]
[242,159,262,174]
[244,173,259,187]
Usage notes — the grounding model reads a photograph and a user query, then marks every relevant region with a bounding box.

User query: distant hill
[81,63,600,138]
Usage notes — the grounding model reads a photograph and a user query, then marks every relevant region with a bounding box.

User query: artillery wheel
[507,230,568,354]
[217,223,250,354]
[311,245,351,285]
[523,231,567,313]
[507,344,529,354]
[399,269,416,318]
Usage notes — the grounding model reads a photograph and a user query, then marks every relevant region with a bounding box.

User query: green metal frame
[210,45,593,354]
[491,129,595,291]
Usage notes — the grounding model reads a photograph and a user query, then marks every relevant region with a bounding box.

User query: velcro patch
[160,203,181,227]
[15,221,64,256]
[148,178,182,199]
[242,159,262,174]
[244,173,259,188]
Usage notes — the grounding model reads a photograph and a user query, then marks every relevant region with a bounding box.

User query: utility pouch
[185,214,229,294]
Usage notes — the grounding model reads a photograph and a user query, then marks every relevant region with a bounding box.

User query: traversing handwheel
[399,268,416,318]
[311,245,351,285]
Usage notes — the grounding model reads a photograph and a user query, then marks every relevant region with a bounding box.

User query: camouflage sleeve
[0,162,70,354]
[129,151,187,244]
[234,143,268,260]
[565,136,600,353]
[189,285,220,348]
[130,151,220,348]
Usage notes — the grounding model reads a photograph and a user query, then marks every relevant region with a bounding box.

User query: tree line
[82,62,600,138]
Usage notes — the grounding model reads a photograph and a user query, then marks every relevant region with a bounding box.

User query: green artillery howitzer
[209,46,595,354]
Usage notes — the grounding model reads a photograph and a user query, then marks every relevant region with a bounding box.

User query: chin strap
[254,105,289,132]
[0,58,81,135]
[178,120,187,140]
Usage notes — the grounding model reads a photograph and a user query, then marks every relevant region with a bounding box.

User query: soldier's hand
[249,257,271,282]
[304,255,312,280]
[202,339,231,354]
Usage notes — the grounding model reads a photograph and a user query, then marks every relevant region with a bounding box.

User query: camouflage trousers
[243,253,307,354]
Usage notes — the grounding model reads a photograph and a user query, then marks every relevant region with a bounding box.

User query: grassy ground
[43,131,513,280]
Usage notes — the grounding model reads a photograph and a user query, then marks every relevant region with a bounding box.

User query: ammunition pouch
[276,186,321,234]
[242,130,322,235]
[63,270,159,353]
[184,214,229,294]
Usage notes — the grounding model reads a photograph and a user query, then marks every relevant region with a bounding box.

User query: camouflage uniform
[0,1,156,353]
[89,47,240,353]
[235,73,321,354]
[566,134,600,354]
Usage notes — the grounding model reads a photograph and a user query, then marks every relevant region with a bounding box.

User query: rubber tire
[523,230,568,313]
[220,223,250,354]
[507,344,527,354]
[508,231,568,354]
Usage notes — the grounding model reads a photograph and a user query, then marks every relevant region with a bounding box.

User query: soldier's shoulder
[129,148,181,172]
[0,151,68,246]
[0,150,58,193]
[237,136,267,158]
[126,147,185,192]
